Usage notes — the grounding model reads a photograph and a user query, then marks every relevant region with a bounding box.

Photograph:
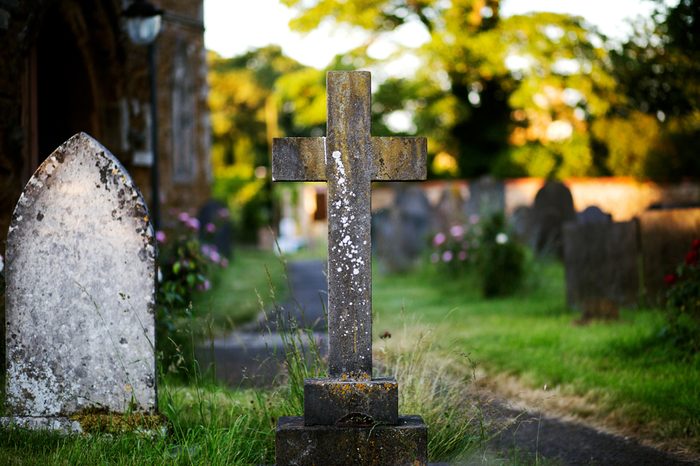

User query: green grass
[189,247,286,336]
[373,258,700,450]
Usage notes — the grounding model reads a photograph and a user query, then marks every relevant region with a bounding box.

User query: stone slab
[4,133,157,420]
[0,416,82,434]
[563,220,639,314]
[275,415,428,466]
[304,377,398,426]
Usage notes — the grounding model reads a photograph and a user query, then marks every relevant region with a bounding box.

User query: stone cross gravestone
[272,71,428,465]
[2,133,157,432]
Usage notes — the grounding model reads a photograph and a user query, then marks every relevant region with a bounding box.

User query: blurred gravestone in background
[198,199,234,259]
[563,220,639,320]
[510,205,533,243]
[373,185,432,273]
[530,181,576,257]
[639,208,700,305]
[465,175,506,218]
[577,205,612,224]
[434,185,466,232]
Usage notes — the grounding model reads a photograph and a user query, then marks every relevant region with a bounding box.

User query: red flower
[692,239,700,251]
[664,274,677,286]
[686,250,699,266]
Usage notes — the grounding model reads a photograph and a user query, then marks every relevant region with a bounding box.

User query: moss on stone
[69,408,168,435]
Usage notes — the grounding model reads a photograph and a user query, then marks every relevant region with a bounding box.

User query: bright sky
[203,0,664,69]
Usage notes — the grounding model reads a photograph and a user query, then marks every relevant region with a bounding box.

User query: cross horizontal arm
[371,137,427,181]
[272,137,326,181]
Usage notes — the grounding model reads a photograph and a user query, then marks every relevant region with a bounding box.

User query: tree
[282,0,617,179]
[208,47,304,240]
[604,0,700,180]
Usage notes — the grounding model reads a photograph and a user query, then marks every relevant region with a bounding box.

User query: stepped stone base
[304,377,398,426]
[275,415,428,466]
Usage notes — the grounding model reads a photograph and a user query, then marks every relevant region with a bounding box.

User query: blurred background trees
[208,0,699,239]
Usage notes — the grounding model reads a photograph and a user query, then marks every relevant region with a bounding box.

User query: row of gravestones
[372,179,580,272]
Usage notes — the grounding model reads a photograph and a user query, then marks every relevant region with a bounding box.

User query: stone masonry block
[304,377,398,426]
[276,415,428,466]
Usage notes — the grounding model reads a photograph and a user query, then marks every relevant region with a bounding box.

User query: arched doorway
[35,2,98,159]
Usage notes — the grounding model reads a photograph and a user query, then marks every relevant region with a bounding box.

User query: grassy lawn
[373,258,700,452]
[189,247,287,336]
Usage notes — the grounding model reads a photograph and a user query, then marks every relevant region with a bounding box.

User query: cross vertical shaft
[271,70,427,382]
[325,71,373,378]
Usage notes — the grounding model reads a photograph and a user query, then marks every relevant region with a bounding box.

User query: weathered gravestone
[434,185,466,233]
[563,220,639,319]
[2,133,157,432]
[638,208,700,305]
[576,205,612,225]
[373,184,432,273]
[464,175,505,218]
[530,181,576,257]
[272,71,428,465]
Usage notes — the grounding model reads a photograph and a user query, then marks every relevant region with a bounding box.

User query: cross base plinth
[275,415,428,466]
[303,377,398,426]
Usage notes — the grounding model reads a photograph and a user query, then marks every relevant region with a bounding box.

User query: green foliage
[429,220,481,273]
[475,213,526,297]
[274,0,699,181]
[607,0,700,180]
[664,239,700,352]
[208,47,304,241]
[429,212,525,297]
[156,212,224,376]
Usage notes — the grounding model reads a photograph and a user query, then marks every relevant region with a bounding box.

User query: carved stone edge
[0,416,83,434]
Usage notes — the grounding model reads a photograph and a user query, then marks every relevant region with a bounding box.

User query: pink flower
[186,218,200,231]
[458,250,468,261]
[198,279,211,291]
[217,208,230,219]
[469,214,480,225]
[442,251,453,262]
[178,212,191,223]
[155,230,167,244]
[205,223,216,233]
[433,232,446,246]
[220,258,229,268]
[210,250,221,264]
[449,225,464,238]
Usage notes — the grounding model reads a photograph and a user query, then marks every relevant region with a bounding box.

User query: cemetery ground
[1,247,699,464]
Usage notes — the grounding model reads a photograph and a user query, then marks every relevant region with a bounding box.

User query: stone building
[0,0,211,243]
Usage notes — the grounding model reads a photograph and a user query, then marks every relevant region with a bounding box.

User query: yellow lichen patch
[69,407,169,435]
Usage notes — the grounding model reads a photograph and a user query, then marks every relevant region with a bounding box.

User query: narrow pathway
[479,399,695,465]
[196,260,328,387]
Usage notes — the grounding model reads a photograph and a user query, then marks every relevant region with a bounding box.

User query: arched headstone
[3,133,157,432]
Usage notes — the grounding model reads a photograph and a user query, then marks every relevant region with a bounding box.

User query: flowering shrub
[476,213,526,297]
[430,215,481,273]
[430,213,525,297]
[664,239,700,351]
[156,211,229,373]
